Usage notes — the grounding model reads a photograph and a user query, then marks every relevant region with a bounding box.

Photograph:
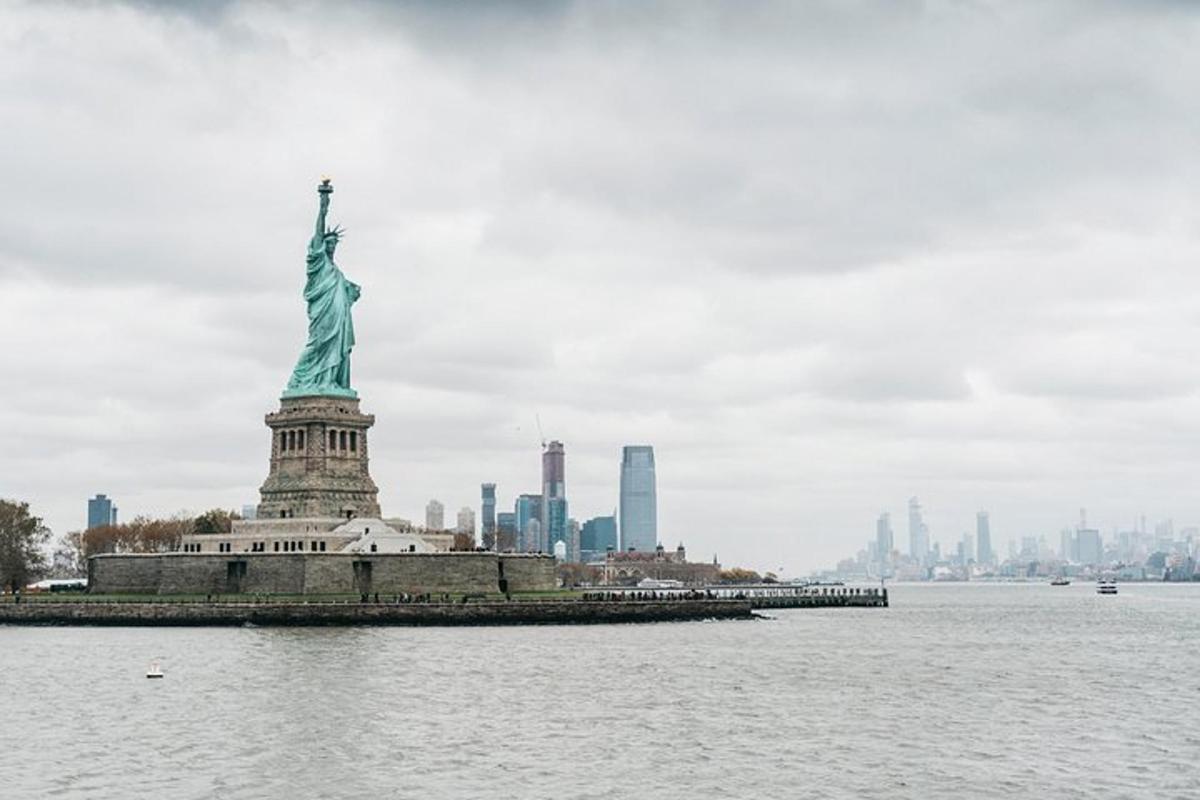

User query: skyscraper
[541,441,568,554]
[515,494,543,552]
[456,506,476,537]
[87,494,117,529]
[567,518,581,563]
[481,483,497,550]
[908,497,929,564]
[961,532,976,563]
[875,512,893,575]
[620,445,657,551]
[1076,528,1102,565]
[425,499,445,531]
[545,497,568,557]
[496,511,517,552]
[976,511,992,565]
[581,515,618,561]
[1060,528,1076,561]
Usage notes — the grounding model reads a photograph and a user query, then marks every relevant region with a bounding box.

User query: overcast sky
[3,1,1200,572]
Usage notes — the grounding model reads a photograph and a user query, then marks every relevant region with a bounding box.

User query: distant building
[542,441,567,555]
[524,518,543,554]
[581,515,618,562]
[960,532,975,563]
[1060,528,1076,562]
[496,511,517,552]
[567,518,581,563]
[908,497,928,565]
[1020,536,1039,559]
[545,497,568,557]
[515,494,543,552]
[875,512,893,575]
[456,507,476,537]
[425,499,445,531]
[619,445,657,551]
[1076,528,1102,565]
[602,543,719,586]
[976,511,992,565]
[87,494,118,530]
[481,483,497,550]
[241,504,258,522]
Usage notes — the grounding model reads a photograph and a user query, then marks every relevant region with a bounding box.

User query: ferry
[1050,577,1071,586]
[1096,579,1118,595]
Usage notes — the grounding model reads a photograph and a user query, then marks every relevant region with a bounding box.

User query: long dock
[587,584,889,610]
[715,584,888,609]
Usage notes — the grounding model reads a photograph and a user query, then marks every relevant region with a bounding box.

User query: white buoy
[146,660,164,679]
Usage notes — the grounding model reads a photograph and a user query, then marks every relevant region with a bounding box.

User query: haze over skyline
[3,1,1200,571]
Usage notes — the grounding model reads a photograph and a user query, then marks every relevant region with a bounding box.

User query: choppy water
[2,583,1199,799]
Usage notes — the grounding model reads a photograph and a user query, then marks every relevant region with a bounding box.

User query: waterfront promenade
[0,597,754,626]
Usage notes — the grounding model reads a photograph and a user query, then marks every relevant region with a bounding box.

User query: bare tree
[81,514,193,558]
[50,531,87,578]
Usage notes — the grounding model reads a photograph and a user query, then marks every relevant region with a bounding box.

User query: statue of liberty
[283,179,361,398]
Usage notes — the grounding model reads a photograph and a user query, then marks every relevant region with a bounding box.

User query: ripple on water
[3,584,1200,798]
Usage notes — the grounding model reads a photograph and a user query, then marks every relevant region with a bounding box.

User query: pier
[587,584,889,610]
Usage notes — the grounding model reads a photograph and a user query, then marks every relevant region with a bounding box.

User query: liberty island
[0,179,880,623]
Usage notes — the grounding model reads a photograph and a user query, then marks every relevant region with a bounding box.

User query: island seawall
[0,599,755,627]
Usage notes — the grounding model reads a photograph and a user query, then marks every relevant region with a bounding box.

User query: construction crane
[535,413,547,451]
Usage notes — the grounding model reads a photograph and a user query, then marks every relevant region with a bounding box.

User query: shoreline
[0,598,755,627]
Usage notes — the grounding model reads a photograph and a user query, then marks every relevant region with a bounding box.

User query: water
[2,583,1199,799]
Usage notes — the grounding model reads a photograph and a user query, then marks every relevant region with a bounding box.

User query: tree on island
[67,515,193,563]
[56,510,236,570]
[557,562,602,588]
[0,499,51,593]
[50,531,87,578]
[718,567,762,584]
[192,508,241,535]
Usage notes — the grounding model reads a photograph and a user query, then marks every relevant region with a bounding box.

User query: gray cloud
[3,1,1200,571]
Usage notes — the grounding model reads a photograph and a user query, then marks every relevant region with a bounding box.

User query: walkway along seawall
[0,599,754,627]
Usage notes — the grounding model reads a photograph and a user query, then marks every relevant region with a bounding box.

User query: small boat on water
[146,660,164,679]
[1096,579,1118,595]
[1050,577,1071,586]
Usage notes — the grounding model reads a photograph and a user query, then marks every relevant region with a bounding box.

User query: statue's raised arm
[313,179,332,246]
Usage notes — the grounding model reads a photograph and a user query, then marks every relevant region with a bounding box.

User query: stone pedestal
[256,395,382,520]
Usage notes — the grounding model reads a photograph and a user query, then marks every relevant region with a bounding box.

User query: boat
[1050,577,1070,586]
[146,660,164,679]
[1096,579,1118,595]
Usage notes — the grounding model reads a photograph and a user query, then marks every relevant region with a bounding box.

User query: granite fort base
[89,552,555,596]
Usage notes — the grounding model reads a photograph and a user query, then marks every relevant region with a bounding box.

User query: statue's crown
[323,224,345,241]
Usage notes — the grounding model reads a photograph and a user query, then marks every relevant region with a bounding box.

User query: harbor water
[2,582,1198,799]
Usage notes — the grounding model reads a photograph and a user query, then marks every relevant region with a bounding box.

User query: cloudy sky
[3,1,1199,572]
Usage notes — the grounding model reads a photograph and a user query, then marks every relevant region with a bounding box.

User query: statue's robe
[285,234,360,395]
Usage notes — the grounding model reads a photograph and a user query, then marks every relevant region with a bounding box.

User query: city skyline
[6,3,1200,573]
[830,496,1199,582]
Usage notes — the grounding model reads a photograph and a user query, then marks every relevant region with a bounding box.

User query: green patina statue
[283,179,361,399]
